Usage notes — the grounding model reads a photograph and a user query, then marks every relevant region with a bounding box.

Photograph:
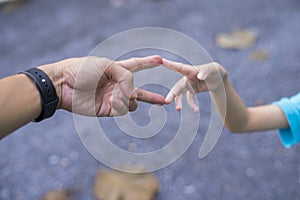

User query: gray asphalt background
[1,0,300,199]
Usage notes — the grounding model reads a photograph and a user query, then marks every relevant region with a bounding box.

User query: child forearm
[211,74,250,132]
[211,74,289,132]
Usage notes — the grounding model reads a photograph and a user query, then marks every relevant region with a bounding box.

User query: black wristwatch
[20,68,59,122]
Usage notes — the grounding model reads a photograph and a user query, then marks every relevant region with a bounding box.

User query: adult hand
[39,55,165,117]
[162,59,227,112]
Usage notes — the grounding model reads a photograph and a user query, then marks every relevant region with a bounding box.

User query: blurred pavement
[1,0,300,199]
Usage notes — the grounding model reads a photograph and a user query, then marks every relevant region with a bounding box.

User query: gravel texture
[1,0,300,199]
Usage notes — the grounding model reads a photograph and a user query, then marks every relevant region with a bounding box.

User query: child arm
[162,59,289,133]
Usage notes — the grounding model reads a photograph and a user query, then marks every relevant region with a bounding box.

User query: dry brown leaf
[94,169,159,200]
[0,0,15,4]
[215,28,256,50]
[1,0,28,13]
[249,50,269,61]
[42,189,74,200]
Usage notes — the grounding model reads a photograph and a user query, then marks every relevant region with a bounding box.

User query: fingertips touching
[165,92,175,104]
[152,95,166,105]
[148,55,163,65]
[162,58,171,67]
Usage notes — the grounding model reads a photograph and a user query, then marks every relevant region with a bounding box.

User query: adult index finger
[116,55,163,73]
[132,88,166,105]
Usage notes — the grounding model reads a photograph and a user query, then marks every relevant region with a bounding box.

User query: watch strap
[20,68,58,122]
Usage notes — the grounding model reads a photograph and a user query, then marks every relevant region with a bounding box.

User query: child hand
[162,59,227,112]
[40,55,165,117]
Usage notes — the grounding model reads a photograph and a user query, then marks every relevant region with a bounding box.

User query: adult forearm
[0,74,41,138]
[0,61,63,138]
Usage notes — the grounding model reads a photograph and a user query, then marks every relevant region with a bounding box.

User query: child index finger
[162,58,199,78]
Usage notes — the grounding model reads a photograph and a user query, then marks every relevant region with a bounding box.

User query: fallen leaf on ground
[249,49,269,61]
[42,189,75,200]
[127,142,137,152]
[1,0,28,13]
[215,28,256,50]
[94,169,159,200]
[0,0,14,4]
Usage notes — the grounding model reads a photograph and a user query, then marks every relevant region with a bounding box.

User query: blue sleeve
[272,92,300,148]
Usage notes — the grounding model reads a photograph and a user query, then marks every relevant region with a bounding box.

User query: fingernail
[197,72,205,80]
[150,55,163,64]
[162,58,171,65]
[165,95,173,104]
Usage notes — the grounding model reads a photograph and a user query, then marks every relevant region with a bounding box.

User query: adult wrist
[37,63,63,109]
[20,67,60,122]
